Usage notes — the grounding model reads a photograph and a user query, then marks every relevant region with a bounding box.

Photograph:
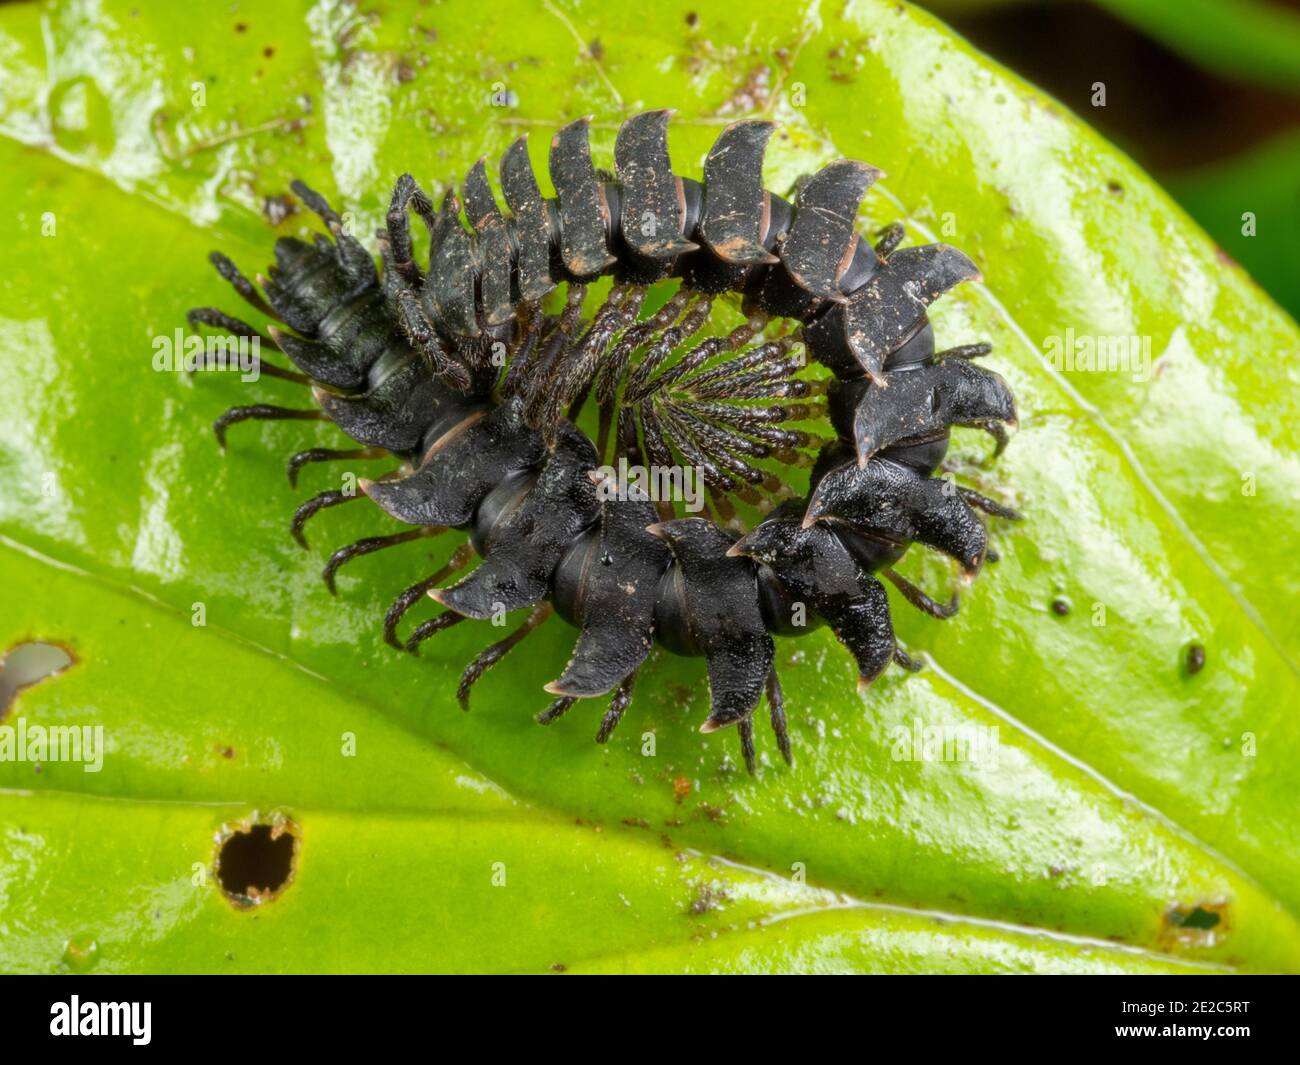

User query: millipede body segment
[191,110,1019,772]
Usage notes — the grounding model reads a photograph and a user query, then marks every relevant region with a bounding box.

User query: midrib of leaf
[534,901,1236,975]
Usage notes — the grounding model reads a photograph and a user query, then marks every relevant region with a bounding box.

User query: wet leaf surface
[0,0,1297,972]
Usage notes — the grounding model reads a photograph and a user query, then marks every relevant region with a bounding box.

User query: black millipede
[189,110,1019,772]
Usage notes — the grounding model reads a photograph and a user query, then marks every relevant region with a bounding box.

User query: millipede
[189,110,1019,772]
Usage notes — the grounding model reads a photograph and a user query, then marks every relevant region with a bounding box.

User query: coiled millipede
[190,110,1019,772]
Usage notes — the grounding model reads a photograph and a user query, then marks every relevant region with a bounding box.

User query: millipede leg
[645,324,770,402]
[883,567,960,619]
[617,405,646,470]
[287,446,386,488]
[290,488,364,549]
[661,403,780,495]
[594,289,691,409]
[935,342,992,361]
[322,526,441,595]
[893,645,924,672]
[874,221,905,259]
[566,387,592,424]
[957,485,1021,520]
[187,307,282,350]
[457,603,554,710]
[537,696,578,726]
[213,404,324,448]
[596,403,615,462]
[497,300,546,399]
[687,355,807,403]
[558,284,647,424]
[290,178,347,228]
[737,717,757,774]
[383,541,476,650]
[622,295,714,402]
[523,284,587,428]
[636,397,676,520]
[665,323,772,394]
[209,252,275,317]
[544,284,630,406]
[250,361,312,385]
[385,576,440,650]
[766,667,792,767]
[509,323,567,414]
[404,610,466,655]
[385,270,470,389]
[595,672,637,743]
[188,305,307,384]
[383,173,437,284]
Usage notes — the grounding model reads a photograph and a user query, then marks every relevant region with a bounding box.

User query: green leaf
[1,0,1297,973]
[1168,129,1300,324]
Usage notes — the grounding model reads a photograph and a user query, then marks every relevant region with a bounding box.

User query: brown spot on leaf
[262,193,297,225]
[718,65,773,115]
[688,879,731,915]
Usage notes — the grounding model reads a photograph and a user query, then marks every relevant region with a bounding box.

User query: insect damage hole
[1162,898,1231,948]
[1171,905,1220,930]
[0,641,75,721]
[215,816,300,908]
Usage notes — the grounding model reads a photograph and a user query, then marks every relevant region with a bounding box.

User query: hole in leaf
[1,641,75,721]
[1162,898,1231,948]
[215,816,300,909]
[1167,904,1221,930]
